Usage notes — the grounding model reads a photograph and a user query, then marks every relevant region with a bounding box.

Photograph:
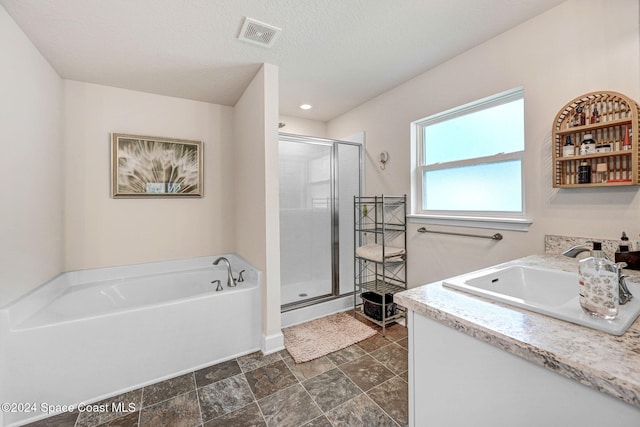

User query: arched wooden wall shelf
[552,91,639,187]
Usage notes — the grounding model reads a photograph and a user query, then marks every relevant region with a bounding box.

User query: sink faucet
[562,243,633,304]
[213,257,237,287]
[618,270,633,305]
[561,244,592,258]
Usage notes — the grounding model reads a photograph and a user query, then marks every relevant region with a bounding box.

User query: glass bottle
[563,135,574,157]
[580,133,596,155]
[578,241,619,320]
[572,106,585,127]
[622,124,632,150]
[578,161,591,184]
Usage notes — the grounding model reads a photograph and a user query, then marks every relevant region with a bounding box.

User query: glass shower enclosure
[279,133,362,311]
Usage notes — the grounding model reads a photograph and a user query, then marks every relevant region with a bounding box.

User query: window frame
[410,87,531,231]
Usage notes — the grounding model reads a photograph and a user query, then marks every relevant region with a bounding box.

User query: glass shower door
[279,138,333,306]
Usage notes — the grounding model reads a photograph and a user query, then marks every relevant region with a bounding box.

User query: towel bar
[417,227,503,241]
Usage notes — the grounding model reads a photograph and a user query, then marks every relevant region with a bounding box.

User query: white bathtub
[0,254,261,427]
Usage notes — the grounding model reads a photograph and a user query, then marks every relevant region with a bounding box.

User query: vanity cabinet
[552,91,639,187]
[408,310,640,426]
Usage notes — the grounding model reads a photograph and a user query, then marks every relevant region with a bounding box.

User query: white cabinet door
[408,311,640,427]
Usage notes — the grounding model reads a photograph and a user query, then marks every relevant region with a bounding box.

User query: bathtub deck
[22,319,408,427]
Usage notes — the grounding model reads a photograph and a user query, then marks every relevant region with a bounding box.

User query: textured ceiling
[1,0,567,121]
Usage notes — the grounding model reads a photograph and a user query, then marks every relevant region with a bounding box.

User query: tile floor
[25,315,408,427]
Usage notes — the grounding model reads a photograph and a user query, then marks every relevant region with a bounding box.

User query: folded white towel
[356,244,405,263]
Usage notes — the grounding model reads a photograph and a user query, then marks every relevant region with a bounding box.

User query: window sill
[407,214,532,232]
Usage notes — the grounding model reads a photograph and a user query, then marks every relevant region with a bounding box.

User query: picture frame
[111,133,203,198]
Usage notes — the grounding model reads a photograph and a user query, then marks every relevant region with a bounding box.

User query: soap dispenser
[578,241,618,320]
[619,231,630,252]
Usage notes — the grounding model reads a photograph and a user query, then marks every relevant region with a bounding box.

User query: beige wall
[63,81,236,270]
[327,0,640,287]
[278,115,327,137]
[234,64,282,352]
[0,6,63,306]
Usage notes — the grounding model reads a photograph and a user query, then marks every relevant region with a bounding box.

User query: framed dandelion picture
[111,133,203,198]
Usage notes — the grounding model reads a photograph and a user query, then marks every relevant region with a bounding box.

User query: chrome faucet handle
[237,270,246,282]
[211,279,223,292]
[616,262,628,270]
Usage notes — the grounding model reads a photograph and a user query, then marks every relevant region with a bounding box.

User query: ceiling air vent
[238,17,281,48]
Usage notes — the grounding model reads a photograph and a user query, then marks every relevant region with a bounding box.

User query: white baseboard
[261,331,285,355]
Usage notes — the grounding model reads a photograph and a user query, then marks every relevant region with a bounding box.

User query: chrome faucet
[562,244,633,304]
[213,257,237,287]
[561,244,592,258]
[618,269,633,305]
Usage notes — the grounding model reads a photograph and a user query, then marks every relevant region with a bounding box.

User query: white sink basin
[442,265,640,335]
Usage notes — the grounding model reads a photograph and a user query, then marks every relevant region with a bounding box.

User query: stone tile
[324,393,396,427]
[356,334,393,353]
[237,351,282,373]
[198,374,255,422]
[353,312,383,332]
[302,415,333,427]
[283,355,335,381]
[96,411,140,427]
[76,389,143,427]
[244,360,298,400]
[24,411,79,427]
[339,354,395,391]
[258,384,322,427]
[194,359,242,388]
[203,402,266,427]
[370,343,408,375]
[396,337,408,349]
[139,391,201,427]
[278,349,292,360]
[383,323,408,341]
[367,376,409,426]
[399,370,409,383]
[142,373,195,407]
[302,368,362,412]
[325,344,367,366]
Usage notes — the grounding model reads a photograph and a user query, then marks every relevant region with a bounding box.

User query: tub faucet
[213,257,237,287]
[562,244,633,304]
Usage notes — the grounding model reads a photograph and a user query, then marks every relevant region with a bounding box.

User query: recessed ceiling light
[300,104,312,110]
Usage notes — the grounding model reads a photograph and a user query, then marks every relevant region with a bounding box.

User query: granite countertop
[395,254,640,408]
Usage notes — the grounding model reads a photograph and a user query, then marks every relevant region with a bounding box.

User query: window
[411,87,530,230]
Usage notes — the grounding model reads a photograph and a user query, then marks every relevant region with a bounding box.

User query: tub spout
[213,257,237,287]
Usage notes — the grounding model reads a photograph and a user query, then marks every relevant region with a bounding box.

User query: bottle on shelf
[579,134,596,155]
[590,106,601,124]
[622,125,632,150]
[572,105,586,127]
[578,161,591,184]
[595,163,608,183]
[563,135,574,157]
